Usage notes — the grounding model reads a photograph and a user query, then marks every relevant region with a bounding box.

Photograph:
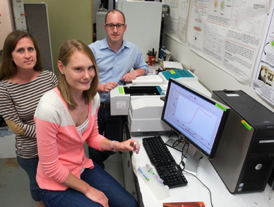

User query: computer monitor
[161,78,230,159]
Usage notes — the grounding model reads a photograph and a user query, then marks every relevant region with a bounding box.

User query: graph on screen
[163,84,223,152]
[175,95,220,148]
[162,79,230,158]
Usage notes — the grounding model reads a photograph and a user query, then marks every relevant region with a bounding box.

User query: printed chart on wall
[253,1,274,105]
[163,0,190,45]
[187,0,270,84]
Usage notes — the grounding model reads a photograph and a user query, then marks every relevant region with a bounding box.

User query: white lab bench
[131,135,274,207]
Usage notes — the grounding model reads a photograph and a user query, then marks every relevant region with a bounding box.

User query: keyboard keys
[142,136,188,188]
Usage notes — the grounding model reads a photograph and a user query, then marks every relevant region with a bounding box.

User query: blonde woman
[34,39,140,207]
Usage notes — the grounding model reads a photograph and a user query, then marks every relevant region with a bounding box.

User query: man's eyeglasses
[106,24,125,30]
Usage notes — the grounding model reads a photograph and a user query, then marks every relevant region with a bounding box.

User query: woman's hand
[62,173,109,207]
[85,187,109,207]
[114,139,140,154]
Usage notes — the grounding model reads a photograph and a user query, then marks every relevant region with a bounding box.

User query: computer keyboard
[142,136,188,188]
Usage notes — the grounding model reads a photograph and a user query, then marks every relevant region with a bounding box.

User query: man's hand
[120,71,137,82]
[100,82,118,93]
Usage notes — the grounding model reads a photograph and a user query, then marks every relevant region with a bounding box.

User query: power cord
[184,170,214,207]
[177,140,214,207]
[164,132,213,206]
[179,157,214,207]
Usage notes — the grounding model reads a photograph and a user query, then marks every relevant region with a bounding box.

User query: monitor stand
[165,138,203,174]
[185,150,203,174]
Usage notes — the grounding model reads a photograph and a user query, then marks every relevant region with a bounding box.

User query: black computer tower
[211,90,274,194]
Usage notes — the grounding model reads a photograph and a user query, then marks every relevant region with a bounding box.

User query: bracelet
[110,141,116,152]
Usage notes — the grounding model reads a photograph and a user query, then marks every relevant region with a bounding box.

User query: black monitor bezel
[161,78,230,159]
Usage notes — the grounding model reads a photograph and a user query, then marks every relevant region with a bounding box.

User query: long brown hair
[57,39,99,110]
[0,30,43,81]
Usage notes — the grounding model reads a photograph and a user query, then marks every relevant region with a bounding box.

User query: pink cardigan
[34,88,105,190]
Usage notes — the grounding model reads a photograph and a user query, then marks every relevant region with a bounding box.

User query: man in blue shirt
[88,9,148,168]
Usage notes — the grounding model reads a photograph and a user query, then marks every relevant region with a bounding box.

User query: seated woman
[34,39,140,207]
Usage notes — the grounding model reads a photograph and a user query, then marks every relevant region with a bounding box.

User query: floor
[0,149,124,207]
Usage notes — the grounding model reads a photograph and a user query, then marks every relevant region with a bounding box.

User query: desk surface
[131,136,274,207]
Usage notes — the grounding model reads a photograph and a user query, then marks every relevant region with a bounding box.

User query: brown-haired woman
[0,30,58,207]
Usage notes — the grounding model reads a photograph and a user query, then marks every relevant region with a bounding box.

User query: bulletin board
[163,0,274,111]
[187,0,270,85]
[162,0,190,45]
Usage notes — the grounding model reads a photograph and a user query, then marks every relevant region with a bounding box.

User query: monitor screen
[161,78,230,159]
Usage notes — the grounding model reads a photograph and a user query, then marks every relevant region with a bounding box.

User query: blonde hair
[57,39,99,110]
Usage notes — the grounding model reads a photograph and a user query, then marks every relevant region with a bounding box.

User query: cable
[182,169,215,207]
[182,141,189,158]
[165,135,213,206]
[172,135,184,148]
[179,142,189,170]
[178,142,213,206]
[165,131,189,159]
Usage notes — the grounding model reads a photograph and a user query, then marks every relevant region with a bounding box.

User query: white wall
[163,34,274,113]
[92,0,101,23]
[92,0,115,24]
[0,0,14,49]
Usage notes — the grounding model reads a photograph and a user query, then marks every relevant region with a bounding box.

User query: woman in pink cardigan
[34,39,140,207]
